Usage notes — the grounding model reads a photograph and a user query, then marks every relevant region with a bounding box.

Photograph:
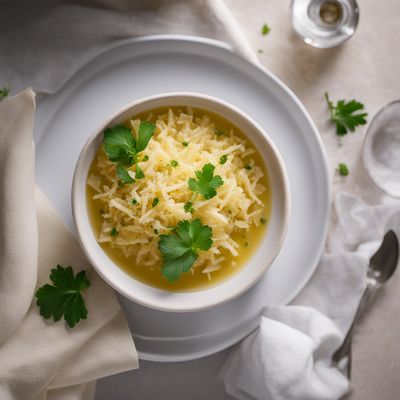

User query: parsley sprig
[188,163,223,200]
[103,121,155,183]
[325,92,367,136]
[158,219,213,282]
[35,265,90,328]
[184,163,224,213]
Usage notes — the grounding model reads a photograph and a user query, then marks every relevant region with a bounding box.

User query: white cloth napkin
[0,0,256,95]
[223,193,400,400]
[0,89,138,400]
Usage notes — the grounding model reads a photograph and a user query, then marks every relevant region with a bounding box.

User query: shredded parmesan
[88,108,267,278]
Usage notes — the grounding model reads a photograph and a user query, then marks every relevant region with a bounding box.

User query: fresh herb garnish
[135,164,145,179]
[215,130,225,137]
[158,219,213,281]
[153,228,159,235]
[35,265,90,328]
[182,141,189,147]
[170,160,179,167]
[142,155,149,161]
[0,87,10,101]
[131,199,138,205]
[184,201,195,214]
[260,217,267,224]
[244,164,252,170]
[111,227,118,237]
[152,197,160,208]
[116,164,134,184]
[136,121,156,152]
[103,121,155,182]
[325,92,367,136]
[188,163,224,200]
[261,23,270,35]
[337,162,349,176]
[104,125,137,165]
[219,155,228,165]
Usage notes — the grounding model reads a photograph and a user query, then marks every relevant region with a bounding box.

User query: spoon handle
[333,284,376,365]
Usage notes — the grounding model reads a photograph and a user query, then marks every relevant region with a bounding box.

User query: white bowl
[72,93,290,312]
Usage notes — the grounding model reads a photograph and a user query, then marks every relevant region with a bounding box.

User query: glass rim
[362,99,400,198]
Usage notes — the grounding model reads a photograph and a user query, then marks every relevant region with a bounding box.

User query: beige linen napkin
[0,89,138,400]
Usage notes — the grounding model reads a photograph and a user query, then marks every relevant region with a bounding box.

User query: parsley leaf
[116,164,134,183]
[188,163,224,200]
[261,24,270,35]
[182,141,189,147]
[337,162,349,176]
[135,164,145,179]
[325,92,368,136]
[103,121,155,183]
[0,87,10,101]
[104,125,136,166]
[219,155,228,165]
[170,160,179,167]
[35,265,90,328]
[152,197,159,207]
[158,219,213,281]
[136,121,156,152]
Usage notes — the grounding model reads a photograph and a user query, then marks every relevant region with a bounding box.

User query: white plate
[34,35,330,362]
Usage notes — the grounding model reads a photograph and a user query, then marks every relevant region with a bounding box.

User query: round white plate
[34,35,330,362]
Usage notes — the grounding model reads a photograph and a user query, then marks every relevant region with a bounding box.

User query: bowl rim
[72,92,290,312]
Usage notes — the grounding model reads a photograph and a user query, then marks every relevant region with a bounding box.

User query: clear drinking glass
[363,101,400,198]
[290,0,359,48]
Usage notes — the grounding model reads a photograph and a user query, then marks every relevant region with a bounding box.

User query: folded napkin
[0,0,255,95]
[224,193,400,400]
[0,89,138,400]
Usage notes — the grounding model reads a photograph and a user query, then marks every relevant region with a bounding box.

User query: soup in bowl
[72,93,290,312]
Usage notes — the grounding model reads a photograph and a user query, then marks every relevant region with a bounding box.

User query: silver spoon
[332,230,399,376]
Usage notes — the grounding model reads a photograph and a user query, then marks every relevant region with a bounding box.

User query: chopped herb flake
[135,164,145,179]
[219,155,228,165]
[131,199,138,205]
[261,23,270,35]
[170,160,179,167]
[182,141,189,147]
[152,197,160,207]
[142,155,149,161]
[153,228,159,235]
[184,201,195,214]
[215,130,225,137]
[111,227,118,237]
[0,87,10,100]
[337,162,349,176]
[245,164,252,170]
[260,217,267,224]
